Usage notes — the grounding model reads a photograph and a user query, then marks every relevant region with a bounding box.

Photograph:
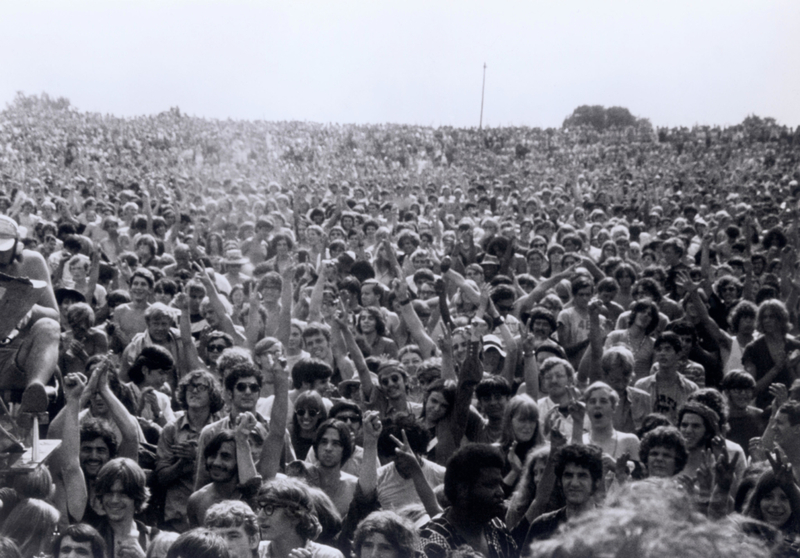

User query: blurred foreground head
[528,479,773,558]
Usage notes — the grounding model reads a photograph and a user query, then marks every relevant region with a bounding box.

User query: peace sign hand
[767,447,795,487]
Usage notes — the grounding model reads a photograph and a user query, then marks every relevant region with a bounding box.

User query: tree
[562,105,645,132]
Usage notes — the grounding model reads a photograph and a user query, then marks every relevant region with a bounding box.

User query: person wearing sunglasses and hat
[0,214,62,412]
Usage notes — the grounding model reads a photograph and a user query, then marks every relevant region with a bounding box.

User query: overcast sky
[1,0,798,129]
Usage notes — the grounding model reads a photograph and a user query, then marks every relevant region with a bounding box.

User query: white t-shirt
[376,458,445,511]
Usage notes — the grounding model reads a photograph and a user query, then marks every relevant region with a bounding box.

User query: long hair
[0,499,59,558]
[500,394,545,448]
[256,477,322,541]
[745,469,800,534]
[505,444,552,529]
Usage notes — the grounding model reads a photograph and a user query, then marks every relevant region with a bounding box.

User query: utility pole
[479,63,487,130]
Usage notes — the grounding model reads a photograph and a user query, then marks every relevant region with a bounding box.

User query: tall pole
[479,63,487,130]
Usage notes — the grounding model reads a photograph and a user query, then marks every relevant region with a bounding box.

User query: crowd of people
[0,93,799,558]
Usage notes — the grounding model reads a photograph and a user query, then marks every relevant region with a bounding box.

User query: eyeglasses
[336,415,362,424]
[208,344,228,353]
[188,383,210,393]
[235,382,260,393]
[380,374,403,386]
[256,502,287,516]
[295,408,320,418]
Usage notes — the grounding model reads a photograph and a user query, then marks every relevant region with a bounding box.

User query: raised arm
[52,373,88,523]
[97,362,140,459]
[234,412,258,485]
[392,278,436,358]
[195,263,246,346]
[333,302,373,401]
[520,318,541,400]
[259,356,290,480]
[358,411,382,496]
[174,293,204,371]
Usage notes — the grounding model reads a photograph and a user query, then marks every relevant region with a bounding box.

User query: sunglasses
[235,382,260,393]
[188,383,210,393]
[295,408,320,418]
[380,374,403,386]
[207,344,228,353]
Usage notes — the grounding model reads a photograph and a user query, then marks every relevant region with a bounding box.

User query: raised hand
[390,429,422,476]
[173,292,189,312]
[63,373,87,404]
[235,412,257,439]
[767,447,795,487]
[749,437,767,463]
[362,411,382,444]
[437,326,453,356]
[769,382,789,409]
[713,448,740,492]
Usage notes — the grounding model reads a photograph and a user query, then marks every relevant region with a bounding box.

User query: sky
[1,0,798,129]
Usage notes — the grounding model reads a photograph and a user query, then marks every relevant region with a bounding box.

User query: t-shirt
[376,458,445,511]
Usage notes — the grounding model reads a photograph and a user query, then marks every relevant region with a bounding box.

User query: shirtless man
[0,215,61,411]
[112,268,154,347]
[186,414,259,528]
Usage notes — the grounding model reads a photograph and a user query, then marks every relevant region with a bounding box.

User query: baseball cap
[0,215,20,251]
[483,335,506,357]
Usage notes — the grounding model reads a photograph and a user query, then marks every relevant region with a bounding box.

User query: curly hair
[166,529,231,558]
[639,426,688,476]
[353,511,418,558]
[256,477,322,541]
[80,417,119,459]
[204,500,260,538]
[177,370,225,414]
[756,298,791,336]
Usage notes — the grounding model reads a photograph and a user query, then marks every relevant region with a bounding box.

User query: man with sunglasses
[194,362,295,490]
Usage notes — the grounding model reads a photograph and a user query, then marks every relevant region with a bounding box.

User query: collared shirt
[417,510,519,558]
[156,411,219,523]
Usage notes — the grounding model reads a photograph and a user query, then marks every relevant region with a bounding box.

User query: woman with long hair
[291,391,328,461]
[499,394,546,493]
[0,499,60,558]
[356,307,398,359]
[742,299,800,409]
[745,468,800,541]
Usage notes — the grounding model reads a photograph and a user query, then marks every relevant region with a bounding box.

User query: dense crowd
[0,92,799,558]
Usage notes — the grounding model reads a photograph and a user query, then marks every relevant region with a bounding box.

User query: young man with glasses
[157,370,225,532]
[194,362,295,490]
